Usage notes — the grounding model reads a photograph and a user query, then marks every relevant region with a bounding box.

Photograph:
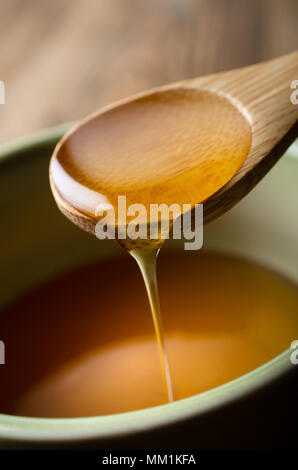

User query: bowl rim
[0,126,297,443]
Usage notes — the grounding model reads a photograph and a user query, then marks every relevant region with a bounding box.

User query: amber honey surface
[50,89,252,219]
[1,251,297,418]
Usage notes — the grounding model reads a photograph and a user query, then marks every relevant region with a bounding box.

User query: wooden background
[0,0,297,144]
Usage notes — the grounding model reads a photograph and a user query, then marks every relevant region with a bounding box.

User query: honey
[51,89,251,222]
[0,251,297,418]
[50,88,252,402]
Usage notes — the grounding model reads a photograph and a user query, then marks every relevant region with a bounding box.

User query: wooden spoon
[50,51,298,243]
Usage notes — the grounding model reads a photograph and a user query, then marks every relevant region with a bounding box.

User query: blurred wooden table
[0,0,297,143]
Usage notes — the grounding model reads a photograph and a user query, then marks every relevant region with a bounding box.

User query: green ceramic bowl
[0,127,297,449]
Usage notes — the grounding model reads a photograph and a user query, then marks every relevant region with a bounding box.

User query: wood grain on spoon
[50,51,298,240]
[192,50,298,222]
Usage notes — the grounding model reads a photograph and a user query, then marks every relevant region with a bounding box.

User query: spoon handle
[193,51,298,223]
[191,51,298,151]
